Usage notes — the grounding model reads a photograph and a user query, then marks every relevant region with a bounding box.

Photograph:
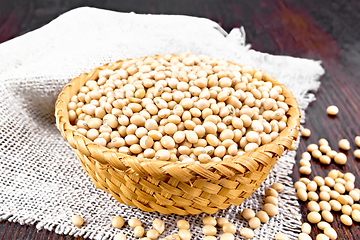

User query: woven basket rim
[55,53,300,183]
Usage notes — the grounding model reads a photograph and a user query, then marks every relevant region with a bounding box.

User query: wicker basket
[55,54,300,215]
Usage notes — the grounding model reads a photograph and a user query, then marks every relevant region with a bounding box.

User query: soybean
[326,105,338,116]
[324,227,337,240]
[240,228,255,239]
[307,212,321,224]
[242,209,255,220]
[114,233,127,240]
[71,215,84,227]
[222,222,236,234]
[177,220,190,229]
[248,217,261,229]
[256,210,269,223]
[340,214,353,226]
[128,218,142,228]
[339,139,350,151]
[202,216,217,226]
[146,229,159,239]
[334,153,347,165]
[263,203,278,216]
[111,216,124,228]
[202,225,217,236]
[301,128,311,137]
[298,233,312,240]
[134,226,145,237]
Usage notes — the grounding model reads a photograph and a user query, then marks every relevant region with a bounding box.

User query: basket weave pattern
[55,55,300,215]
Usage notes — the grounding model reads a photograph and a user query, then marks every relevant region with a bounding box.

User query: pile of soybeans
[67,52,290,163]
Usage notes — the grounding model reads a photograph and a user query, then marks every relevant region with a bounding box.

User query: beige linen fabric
[0,7,324,240]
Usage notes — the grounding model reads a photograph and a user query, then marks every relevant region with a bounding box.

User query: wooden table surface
[1,0,360,239]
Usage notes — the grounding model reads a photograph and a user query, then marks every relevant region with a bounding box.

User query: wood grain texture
[1,0,360,239]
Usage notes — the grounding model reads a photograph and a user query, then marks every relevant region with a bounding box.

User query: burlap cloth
[0,7,324,240]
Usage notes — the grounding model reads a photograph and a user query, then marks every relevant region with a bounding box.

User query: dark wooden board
[1,0,360,239]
